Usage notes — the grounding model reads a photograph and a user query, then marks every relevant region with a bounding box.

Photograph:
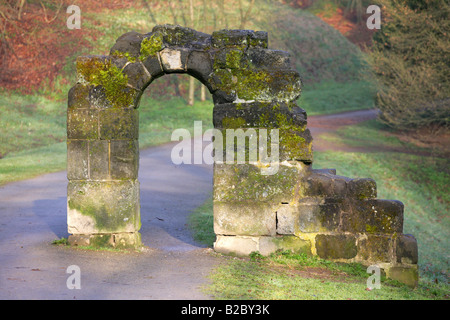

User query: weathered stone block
[246,48,291,70]
[152,24,210,48]
[160,47,190,73]
[109,31,144,58]
[278,127,313,162]
[395,234,418,264]
[67,139,89,180]
[122,62,151,90]
[142,54,165,79]
[67,109,98,139]
[306,172,351,198]
[259,236,311,256]
[68,84,91,109]
[214,48,250,71]
[211,29,267,48]
[212,101,307,129]
[249,31,268,48]
[348,178,377,200]
[357,234,394,263]
[214,126,312,163]
[113,232,142,249]
[210,68,302,103]
[315,234,357,259]
[67,180,140,234]
[342,199,404,234]
[214,235,259,256]
[187,50,213,84]
[386,265,418,288]
[110,140,139,180]
[276,202,340,234]
[214,201,276,236]
[313,168,337,175]
[213,162,307,203]
[99,108,138,140]
[67,234,92,247]
[68,232,141,249]
[89,140,109,180]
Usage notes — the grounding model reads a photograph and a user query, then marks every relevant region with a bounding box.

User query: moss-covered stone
[152,24,210,48]
[342,199,404,234]
[213,162,307,203]
[386,265,418,288]
[315,234,357,259]
[210,67,301,102]
[277,127,313,162]
[259,235,312,256]
[276,202,341,234]
[348,178,377,200]
[89,140,109,180]
[76,55,139,108]
[357,234,394,263]
[305,171,351,198]
[99,107,138,140]
[211,29,267,49]
[67,180,140,234]
[245,48,291,70]
[68,84,91,109]
[213,101,307,129]
[68,232,141,249]
[139,32,164,60]
[67,109,98,139]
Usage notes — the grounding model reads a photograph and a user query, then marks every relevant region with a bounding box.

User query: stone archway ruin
[66,25,418,286]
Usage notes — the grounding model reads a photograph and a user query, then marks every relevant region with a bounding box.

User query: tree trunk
[188,77,195,106]
[200,85,206,102]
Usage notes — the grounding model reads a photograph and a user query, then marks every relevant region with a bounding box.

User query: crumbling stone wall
[66,25,418,287]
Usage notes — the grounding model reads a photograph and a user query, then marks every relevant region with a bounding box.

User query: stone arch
[67,25,418,286]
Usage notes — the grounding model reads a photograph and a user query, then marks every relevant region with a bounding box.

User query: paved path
[0,109,378,300]
[0,140,221,299]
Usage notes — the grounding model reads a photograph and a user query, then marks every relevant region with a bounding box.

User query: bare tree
[141,0,158,25]
[188,0,195,105]
[239,0,255,29]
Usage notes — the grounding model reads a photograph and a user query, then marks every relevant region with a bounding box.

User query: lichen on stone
[139,32,164,61]
[77,56,135,108]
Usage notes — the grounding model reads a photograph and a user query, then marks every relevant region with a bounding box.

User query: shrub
[366,0,450,130]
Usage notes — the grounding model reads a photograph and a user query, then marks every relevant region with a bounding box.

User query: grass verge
[204,251,447,300]
[299,80,376,116]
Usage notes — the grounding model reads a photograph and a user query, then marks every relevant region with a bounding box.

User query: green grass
[205,251,447,300]
[188,195,215,246]
[299,81,376,115]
